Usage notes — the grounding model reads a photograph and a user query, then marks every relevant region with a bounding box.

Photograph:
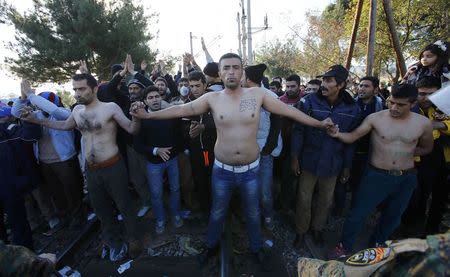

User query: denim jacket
[291,90,361,177]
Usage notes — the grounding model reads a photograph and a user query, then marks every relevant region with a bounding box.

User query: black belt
[370,164,416,176]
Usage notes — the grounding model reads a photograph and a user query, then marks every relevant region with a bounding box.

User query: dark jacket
[0,122,41,198]
[291,90,361,177]
[184,97,216,153]
[135,112,184,164]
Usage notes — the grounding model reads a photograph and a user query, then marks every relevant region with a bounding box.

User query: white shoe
[48,218,60,229]
[137,206,150,217]
[117,214,123,221]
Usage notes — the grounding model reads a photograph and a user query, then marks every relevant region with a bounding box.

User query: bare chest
[74,110,109,133]
[373,123,420,145]
[211,96,260,127]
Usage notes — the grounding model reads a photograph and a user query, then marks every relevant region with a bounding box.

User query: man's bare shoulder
[72,104,84,114]
[411,111,433,127]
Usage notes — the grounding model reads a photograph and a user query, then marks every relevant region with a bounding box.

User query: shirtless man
[131,53,333,266]
[21,73,144,261]
[327,83,433,259]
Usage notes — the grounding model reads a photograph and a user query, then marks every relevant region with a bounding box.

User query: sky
[0,0,332,98]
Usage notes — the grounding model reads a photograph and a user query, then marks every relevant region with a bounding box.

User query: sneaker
[137,206,150,217]
[327,242,350,260]
[109,242,128,262]
[173,215,183,228]
[155,220,165,234]
[264,217,274,231]
[48,217,60,229]
[197,246,218,267]
[311,230,325,247]
[293,234,304,249]
[254,248,273,271]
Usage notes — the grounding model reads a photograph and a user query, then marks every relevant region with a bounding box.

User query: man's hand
[21,79,35,98]
[20,106,38,123]
[140,60,148,71]
[119,54,129,77]
[182,53,190,66]
[157,147,172,162]
[130,102,148,119]
[79,60,89,74]
[321,117,334,129]
[340,168,350,184]
[327,124,340,138]
[159,60,167,76]
[431,120,447,130]
[189,121,205,138]
[291,157,300,176]
[127,54,136,75]
[201,37,207,51]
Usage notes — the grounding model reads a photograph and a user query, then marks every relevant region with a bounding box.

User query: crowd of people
[0,38,449,274]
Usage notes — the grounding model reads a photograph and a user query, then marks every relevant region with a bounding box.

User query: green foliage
[297,0,448,82]
[255,38,301,79]
[57,89,76,108]
[5,0,158,83]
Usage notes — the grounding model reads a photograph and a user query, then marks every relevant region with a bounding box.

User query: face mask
[180,86,190,96]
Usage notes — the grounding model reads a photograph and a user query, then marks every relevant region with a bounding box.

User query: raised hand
[20,79,35,98]
[182,53,190,66]
[79,60,89,74]
[156,147,172,162]
[127,54,136,75]
[201,37,206,51]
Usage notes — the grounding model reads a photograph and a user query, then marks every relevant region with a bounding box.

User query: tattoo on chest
[78,113,102,131]
[239,98,257,113]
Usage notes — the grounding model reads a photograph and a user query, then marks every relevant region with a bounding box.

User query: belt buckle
[388,169,403,176]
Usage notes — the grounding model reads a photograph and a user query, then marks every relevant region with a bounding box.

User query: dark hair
[144,85,160,97]
[218,53,242,66]
[416,76,442,90]
[391,83,418,103]
[273,76,282,83]
[188,70,206,84]
[178,77,188,84]
[286,74,301,85]
[72,73,98,89]
[155,77,168,86]
[270,81,281,89]
[307,79,322,86]
[360,76,379,89]
[418,41,450,75]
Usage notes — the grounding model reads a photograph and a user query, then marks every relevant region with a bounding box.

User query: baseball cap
[317,65,349,83]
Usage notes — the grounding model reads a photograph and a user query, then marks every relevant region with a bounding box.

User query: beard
[225,82,239,90]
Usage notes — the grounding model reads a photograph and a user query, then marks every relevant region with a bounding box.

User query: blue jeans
[259,154,274,218]
[146,157,181,223]
[341,167,417,250]
[207,163,262,253]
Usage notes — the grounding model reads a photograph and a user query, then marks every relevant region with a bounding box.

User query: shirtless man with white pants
[327,83,433,259]
[21,73,144,261]
[131,53,334,266]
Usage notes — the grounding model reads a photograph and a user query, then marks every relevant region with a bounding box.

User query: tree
[57,89,76,108]
[255,38,302,79]
[4,0,158,83]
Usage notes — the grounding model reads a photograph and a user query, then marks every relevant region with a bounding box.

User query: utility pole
[366,0,377,76]
[247,0,253,65]
[345,0,364,70]
[237,12,242,57]
[189,32,194,55]
[240,0,247,64]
